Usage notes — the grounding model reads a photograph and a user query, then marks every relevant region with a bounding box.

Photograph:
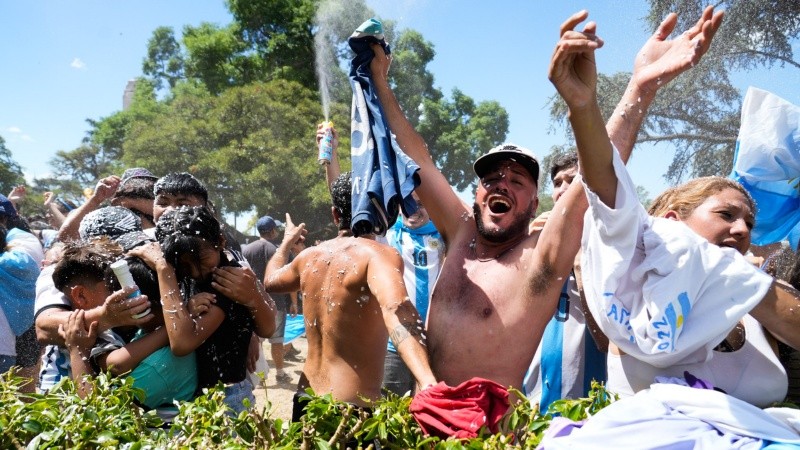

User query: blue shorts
[268,308,288,344]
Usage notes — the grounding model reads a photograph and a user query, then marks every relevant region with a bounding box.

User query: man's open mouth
[488,197,511,214]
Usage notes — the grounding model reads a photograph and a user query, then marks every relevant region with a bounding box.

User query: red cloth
[409,377,510,439]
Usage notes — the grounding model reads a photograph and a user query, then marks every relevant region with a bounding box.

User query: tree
[142,26,185,91]
[548,0,800,185]
[181,22,264,95]
[121,78,351,241]
[226,0,318,89]
[49,1,510,239]
[42,79,164,199]
[0,136,25,195]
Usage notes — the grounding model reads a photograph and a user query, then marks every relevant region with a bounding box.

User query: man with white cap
[367,5,723,390]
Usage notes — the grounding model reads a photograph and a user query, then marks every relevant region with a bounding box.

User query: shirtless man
[264,173,437,419]
[369,7,723,389]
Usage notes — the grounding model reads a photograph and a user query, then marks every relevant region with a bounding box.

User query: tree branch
[638,133,736,145]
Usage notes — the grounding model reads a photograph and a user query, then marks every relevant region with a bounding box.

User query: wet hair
[52,237,123,295]
[156,205,222,275]
[331,172,352,231]
[549,152,578,182]
[114,177,156,201]
[154,172,208,203]
[648,176,756,220]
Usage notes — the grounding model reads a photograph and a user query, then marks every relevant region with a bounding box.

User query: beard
[472,202,533,243]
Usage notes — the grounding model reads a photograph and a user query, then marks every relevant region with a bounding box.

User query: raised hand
[43,191,55,206]
[369,42,392,80]
[92,175,122,203]
[282,213,307,249]
[7,185,26,205]
[548,10,604,111]
[316,122,339,149]
[632,6,724,92]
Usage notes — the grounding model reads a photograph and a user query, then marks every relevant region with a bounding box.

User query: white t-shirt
[581,147,773,368]
[608,314,787,407]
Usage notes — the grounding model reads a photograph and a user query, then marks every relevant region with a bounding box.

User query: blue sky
[2,0,798,205]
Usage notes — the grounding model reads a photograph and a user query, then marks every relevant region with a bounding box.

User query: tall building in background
[122,79,137,110]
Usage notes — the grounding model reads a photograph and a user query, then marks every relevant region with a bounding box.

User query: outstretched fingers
[654,13,678,41]
[550,11,603,110]
[559,10,589,36]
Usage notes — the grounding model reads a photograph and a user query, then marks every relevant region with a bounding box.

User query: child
[130,205,275,413]
[56,238,197,409]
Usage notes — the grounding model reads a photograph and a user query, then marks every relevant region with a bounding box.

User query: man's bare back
[265,205,437,408]
[291,236,405,404]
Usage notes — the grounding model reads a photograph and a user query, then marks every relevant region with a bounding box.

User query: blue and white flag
[348,18,420,237]
[730,87,800,249]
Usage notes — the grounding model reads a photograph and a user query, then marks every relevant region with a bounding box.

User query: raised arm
[549,11,616,207]
[608,6,723,161]
[367,246,437,389]
[43,192,67,228]
[56,176,121,242]
[264,213,306,293]
[369,44,469,245]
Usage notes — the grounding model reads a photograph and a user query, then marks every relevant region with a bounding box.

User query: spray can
[111,259,151,319]
[318,121,334,165]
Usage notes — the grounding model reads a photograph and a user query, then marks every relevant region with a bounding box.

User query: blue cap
[0,194,17,218]
[256,215,283,234]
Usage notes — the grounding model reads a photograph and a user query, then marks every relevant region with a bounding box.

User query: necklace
[470,237,523,262]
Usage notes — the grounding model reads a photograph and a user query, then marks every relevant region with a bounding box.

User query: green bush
[0,369,616,449]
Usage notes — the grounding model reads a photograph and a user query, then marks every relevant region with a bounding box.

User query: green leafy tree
[50,2,509,239]
[226,0,318,89]
[142,26,185,91]
[0,136,25,195]
[549,0,799,185]
[181,22,264,95]
[122,79,350,241]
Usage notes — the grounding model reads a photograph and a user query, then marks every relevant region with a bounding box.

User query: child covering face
[131,205,275,414]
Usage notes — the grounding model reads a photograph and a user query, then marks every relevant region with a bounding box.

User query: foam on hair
[156,205,221,276]
[154,172,208,203]
[331,172,352,231]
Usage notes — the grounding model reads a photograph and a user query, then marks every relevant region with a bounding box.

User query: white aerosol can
[111,259,151,319]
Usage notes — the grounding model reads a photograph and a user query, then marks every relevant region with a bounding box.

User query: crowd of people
[2,5,800,444]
